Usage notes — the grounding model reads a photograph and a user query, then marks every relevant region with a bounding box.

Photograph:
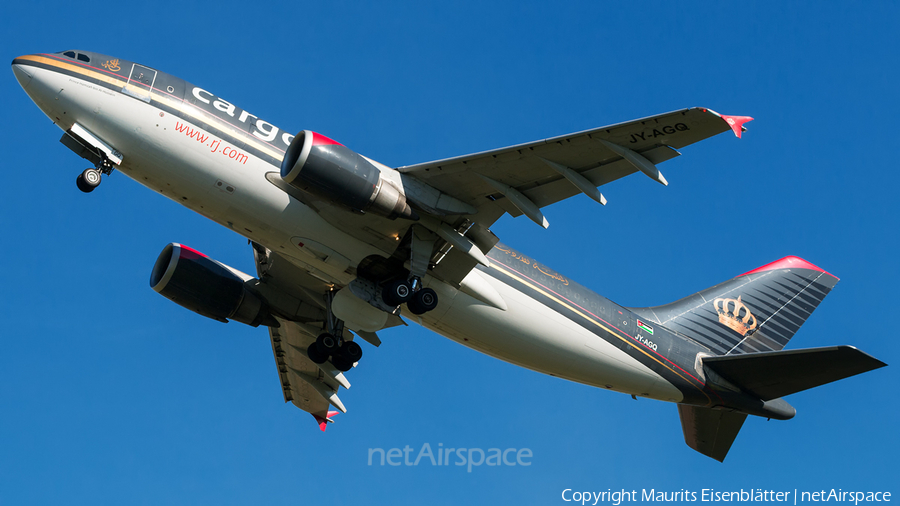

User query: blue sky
[1,2,898,504]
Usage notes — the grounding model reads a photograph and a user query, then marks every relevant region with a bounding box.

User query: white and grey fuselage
[16,51,850,422]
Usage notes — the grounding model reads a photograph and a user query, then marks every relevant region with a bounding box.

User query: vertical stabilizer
[631,257,839,355]
[677,405,747,462]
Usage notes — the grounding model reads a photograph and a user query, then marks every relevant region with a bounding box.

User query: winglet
[700,109,754,138]
[313,411,339,431]
[720,115,753,138]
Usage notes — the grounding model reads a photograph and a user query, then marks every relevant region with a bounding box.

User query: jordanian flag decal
[636,319,654,335]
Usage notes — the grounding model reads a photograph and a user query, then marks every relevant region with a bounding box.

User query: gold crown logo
[102,59,121,72]
[713,295,758,336]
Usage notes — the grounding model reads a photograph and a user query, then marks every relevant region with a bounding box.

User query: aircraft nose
[11,59,33,90]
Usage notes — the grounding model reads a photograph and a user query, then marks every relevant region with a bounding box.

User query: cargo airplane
[12,50,886,461]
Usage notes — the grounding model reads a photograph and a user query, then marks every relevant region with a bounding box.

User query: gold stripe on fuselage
[489,261,710,401]
[18,54,128,89]
[19,54,286,162]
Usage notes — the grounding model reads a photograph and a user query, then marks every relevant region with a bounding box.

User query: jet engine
[280,130,417,220]
[150,243,276,327]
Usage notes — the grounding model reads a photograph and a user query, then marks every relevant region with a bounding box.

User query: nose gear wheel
[75,160,115,193]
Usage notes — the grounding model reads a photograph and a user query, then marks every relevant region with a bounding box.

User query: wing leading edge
[398,107,751,230]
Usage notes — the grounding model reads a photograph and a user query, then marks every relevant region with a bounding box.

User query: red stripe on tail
[739,256,837,280]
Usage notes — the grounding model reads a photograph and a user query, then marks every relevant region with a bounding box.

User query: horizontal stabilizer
[703,346,887,401]
[677,405,747,462]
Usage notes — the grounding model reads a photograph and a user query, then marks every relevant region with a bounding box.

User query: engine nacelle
[150,243,275,327]
[280,130,417,220]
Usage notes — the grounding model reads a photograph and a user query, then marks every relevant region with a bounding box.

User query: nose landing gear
[76,160,115,193]
[76,168,102,192]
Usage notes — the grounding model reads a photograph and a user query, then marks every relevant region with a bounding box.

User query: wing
[250,243,395,429]
[393,107,750,284]
[398,107,750,229]
[270,108,750,288]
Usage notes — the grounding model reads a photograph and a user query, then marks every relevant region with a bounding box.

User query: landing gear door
[122,63,157,103]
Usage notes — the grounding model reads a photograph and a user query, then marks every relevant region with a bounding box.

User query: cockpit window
[59,51,90,63]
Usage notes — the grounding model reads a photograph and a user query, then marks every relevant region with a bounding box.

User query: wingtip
[313,410,339,431]
[721,115,754,138]
[699,108,754,138]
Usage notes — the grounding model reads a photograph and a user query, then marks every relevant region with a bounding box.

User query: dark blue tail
[630,257,839,355]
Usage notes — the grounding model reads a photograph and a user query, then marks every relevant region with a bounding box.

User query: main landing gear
[76,160,114,193]
[307,333,362,372]
[307,290,364,372]
[379,225,440,315]
[381,279,438,315]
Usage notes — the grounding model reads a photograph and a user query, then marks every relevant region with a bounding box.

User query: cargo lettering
[190,86,289,149]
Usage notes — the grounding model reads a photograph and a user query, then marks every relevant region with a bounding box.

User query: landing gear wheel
[78,168,101,193]
[316,333,339,354]
[340,341,363,362]
[382,279,413,306]
[307,342,329,364]
[76,174,92,193]
[76,173,97,193]
[83,168,101,186]
[329,341,362,372]
[331,355,354,372]
[407,287,438,315]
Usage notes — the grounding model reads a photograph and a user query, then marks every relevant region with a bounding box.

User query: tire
[81,168,101,188]
[407,288,438,315]
[75,174,95,193]
[382,279,413,306]
[340,341,363,362]
[331,356,353,372]
[316,333,338,353]
[306,342,329,364]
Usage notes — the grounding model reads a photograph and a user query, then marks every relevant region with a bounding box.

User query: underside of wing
[267,318,350,418]
[250,243,392,430]
[398,107,749,229]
